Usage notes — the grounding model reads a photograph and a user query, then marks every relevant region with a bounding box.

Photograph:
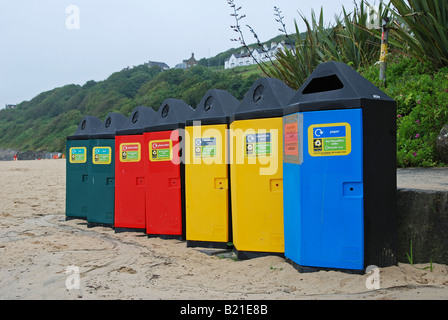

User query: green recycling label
[69,147,86,164]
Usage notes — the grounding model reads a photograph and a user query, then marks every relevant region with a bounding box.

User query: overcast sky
[0,0,362,108]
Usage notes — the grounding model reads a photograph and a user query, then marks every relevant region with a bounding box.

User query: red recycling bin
[143,99,194,239]
[114,106,156,232]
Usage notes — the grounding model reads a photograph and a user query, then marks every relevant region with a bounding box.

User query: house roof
[147,61,170,69]
[225,42,290,63]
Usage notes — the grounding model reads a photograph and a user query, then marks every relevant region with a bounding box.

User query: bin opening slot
[132,111,139,124]
[161,105,169,118]
[253,85,264,103]
[302,74,344,94]
[204,96,213,111]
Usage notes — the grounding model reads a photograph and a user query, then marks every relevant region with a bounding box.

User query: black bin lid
[284,61,395,115]
[90,112,129,139]
[186,89,240,126]
[116,106,157,136]
[66,116,103,140]
[230,77,295,123]
[144,98,194,132]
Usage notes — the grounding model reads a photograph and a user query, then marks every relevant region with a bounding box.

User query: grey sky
[0,0,362,108]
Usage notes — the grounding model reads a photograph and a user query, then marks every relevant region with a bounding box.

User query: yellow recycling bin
[185,89,240,249]
[230,78,295,259]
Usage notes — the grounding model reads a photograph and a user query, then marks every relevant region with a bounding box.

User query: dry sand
[0,159,448,301]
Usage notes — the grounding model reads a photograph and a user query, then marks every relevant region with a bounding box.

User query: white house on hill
[224,41,289,70]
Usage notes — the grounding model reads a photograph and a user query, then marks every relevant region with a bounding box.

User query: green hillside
[0,63,263,153]
[0,55,447,168]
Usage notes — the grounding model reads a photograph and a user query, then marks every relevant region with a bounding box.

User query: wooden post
[379,17,389,87]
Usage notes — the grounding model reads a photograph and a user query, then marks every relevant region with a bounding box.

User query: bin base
[87,222,114,229]
[234,248,284,261]
[147,234,184,241]
[115,227,146,234]
[186,240,233,250]
[65,216,87,221]
[285,258,365,275]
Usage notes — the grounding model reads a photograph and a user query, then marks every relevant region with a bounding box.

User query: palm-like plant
[263,9,331,90]
[332,2,381,68]
[263,2,381,90]
[388,0,448,68]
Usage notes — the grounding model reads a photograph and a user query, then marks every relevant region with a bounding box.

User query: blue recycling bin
[283,62,397,272]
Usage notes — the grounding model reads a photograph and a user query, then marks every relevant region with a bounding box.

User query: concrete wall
[397,188,448,264]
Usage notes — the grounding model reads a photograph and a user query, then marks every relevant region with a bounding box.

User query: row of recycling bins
[66,62,398,273]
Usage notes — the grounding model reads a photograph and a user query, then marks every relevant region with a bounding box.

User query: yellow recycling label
[119,143,141,162]
[69,147,87,164]
[92,147,112,165]
[149,140,172,162]
[308,123,351,157]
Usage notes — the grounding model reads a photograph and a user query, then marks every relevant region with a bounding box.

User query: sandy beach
[0,159,448,301]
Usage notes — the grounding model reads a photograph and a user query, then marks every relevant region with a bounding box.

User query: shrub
[362,59,448,167]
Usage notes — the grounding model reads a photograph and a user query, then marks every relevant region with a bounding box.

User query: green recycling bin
[87,112,128,228]
[66,116,103,220]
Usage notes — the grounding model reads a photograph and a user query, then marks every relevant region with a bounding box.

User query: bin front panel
[144,130,183,236]
[66,139,90,218]
[230,117,284,253]
[185,124,229,243]
[87,138,116,225]
[114,135,147,229]
[284,108,364,270]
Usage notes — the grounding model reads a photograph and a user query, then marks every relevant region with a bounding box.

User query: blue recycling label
[313,126,346,139]
[246,133,271,143]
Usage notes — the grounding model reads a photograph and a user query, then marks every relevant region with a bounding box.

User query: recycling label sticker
[284,122,299,156]
[92,147,112,165]
[194,137,217,158]
[69,147,86,164]
[150,140,172,162]
[308,123,351,157]
[245,133,271,158]
[283,113,303,165]
[119,143,141,162]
